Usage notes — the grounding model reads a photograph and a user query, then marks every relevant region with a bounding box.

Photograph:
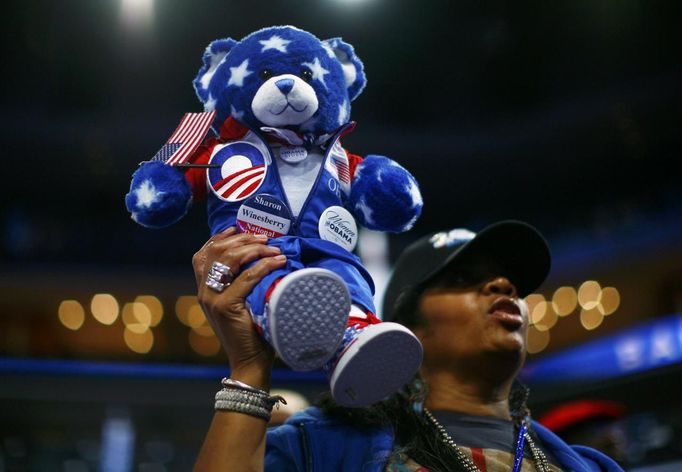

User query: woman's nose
[483,276,518,297]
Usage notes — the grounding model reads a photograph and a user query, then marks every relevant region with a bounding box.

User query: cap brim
[430,220,551,298]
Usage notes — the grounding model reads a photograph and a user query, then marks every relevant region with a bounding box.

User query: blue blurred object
[523,313,682,384]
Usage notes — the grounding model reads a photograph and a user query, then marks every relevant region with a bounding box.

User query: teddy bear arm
[348,154,423,233]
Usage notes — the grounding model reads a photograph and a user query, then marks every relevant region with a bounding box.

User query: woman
[192,221,623,471]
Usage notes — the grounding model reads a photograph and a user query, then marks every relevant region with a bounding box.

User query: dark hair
[318,377,533,471]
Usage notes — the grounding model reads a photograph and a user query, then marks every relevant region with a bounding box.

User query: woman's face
[413,256,529,371]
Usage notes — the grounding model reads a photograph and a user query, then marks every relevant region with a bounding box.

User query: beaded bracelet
[214,378,287,421]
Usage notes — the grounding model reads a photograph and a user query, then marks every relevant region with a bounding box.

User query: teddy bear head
[193,26,367,136]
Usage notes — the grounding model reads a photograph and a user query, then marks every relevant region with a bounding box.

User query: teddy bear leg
[324,308,423,407]
[262,268,351,372]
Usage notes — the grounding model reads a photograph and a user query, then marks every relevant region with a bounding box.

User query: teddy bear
[125,26,423,407]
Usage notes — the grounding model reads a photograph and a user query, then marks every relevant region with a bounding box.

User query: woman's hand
[192,227,287,389]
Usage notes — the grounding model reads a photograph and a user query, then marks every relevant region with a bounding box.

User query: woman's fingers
[224,254,288,300]
[193,230,274,287]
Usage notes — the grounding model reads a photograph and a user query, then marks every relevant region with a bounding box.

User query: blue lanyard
[511,421,528,472]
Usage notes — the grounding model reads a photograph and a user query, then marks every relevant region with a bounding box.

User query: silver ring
[209,261,235,285]
[205,277,226,293]
[205,261,235,293]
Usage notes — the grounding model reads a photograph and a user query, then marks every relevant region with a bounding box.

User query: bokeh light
[187,304,206,329]
[188,330,220,357]
[525,294,546,324]
[90,294,120,325]
[580,307,604,330]
[578,280,602,310]
[124,327,154,354]
[599,287,621,315]
[192,324,215,337]
[552,286,578,316]
[533,301,558,332]
[58,300,85,330]
[121,303,152,334]
[527,326,550,354]
[135,295,163,326]
[175,296,198,327]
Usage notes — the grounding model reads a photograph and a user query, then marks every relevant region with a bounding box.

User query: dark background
[1,1,681,470]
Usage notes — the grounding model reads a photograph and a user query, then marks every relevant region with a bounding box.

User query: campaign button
[236,194,292,238]
[279,146,308,164]
[318,206,358,252]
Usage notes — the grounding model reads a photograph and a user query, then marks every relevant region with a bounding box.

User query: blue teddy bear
[126,26,423,406]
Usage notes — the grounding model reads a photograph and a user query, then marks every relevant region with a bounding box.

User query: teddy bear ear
[323,38,367,102]
[193,38,238,106]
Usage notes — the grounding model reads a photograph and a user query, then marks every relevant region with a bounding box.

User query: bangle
[214,378,286,421]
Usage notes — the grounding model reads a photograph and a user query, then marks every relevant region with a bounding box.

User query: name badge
[279,146,308,164]
[236,194,292,238]
[318,206,358,251]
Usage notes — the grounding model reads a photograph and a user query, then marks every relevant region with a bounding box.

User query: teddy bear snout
[275,78,295,95]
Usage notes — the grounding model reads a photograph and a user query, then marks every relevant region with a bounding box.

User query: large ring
[205,261,235,293]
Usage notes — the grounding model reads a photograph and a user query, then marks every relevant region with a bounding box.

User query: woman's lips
[489,297,524,330]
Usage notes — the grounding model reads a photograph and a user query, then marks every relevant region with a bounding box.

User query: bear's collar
[217,116,356,149]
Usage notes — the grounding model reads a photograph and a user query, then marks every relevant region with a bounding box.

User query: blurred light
[527,326,550,354]
[91,294,120,325]
[124,326,154,353]
[175,296,197,327]
[525,294,546,324]
[120,0,154,31]
[580,307,604,330]
[189,330,220,356]
[58,300,85,330]
[192,324,215,337]
[187,304,207,328]
[533,301,558,332]
[578,280,602,310]
[552,286,578,316]
[122,302,151,334]
[122,301,151,326]
[135,295,163,326]
[599,287,620,315]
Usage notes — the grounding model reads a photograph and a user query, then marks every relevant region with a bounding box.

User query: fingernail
[270,246,282,253]
[255,234,269,240]
[274,255,286,261]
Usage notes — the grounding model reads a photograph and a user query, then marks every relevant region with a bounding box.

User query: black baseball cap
[382,220,551,323]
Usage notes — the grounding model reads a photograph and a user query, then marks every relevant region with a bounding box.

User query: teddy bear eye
[259,69,273,81]
[300,70,313,82]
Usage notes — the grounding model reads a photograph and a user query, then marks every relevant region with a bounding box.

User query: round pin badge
[207,142,268,202]
[279,146,308,164]
[318,206,358,252]
[236,194,293,238]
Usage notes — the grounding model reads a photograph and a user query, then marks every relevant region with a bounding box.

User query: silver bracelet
[214,379,286,421]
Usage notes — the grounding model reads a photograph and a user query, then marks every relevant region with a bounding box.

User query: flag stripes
[151,111,216,165]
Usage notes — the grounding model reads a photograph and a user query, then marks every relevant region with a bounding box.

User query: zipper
[252,122,355,236]
[297,423,313,472]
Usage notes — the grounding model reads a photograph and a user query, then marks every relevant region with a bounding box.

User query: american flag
[151,111,216,166]
[332,155,350,184]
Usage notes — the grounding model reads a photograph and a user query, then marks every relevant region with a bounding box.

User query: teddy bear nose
[275,78,295,95]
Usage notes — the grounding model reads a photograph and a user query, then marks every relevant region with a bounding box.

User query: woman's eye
[259,69,273,81]
[301,70,313,82]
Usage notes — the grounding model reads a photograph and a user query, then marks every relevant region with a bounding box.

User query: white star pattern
[227,59,253,87]
[204,94,217,112]
[259,35,291,53]
[134,180,164,209]
[302,57,330,88]
[230,105,244,121]
[356,197,376,226]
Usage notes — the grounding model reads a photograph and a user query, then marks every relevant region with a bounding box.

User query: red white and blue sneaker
[265,268,351,372]
[325,308,423,407]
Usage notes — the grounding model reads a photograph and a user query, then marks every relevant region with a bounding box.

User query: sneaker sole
[268,268,351,371]
[330,323,423,407]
